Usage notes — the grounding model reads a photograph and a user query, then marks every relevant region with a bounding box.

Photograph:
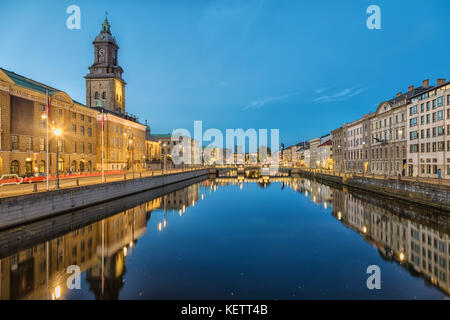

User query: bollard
[124,173,127,180]
[140,172,142,178]
[33,183,38,193]
[76,179,80,187]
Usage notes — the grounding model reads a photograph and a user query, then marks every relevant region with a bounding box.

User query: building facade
[331,127,344,172]
[0,69,98,176]
[406,78,450,178]
[309,137,321,169]
[370,82,430,177]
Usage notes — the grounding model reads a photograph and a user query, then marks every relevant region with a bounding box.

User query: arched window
[39,161,45,173]
[80,161,85,172]
[71,161,77,173]
[95,92,99,99]
[102,92,106,99]
[10,161,19,175]
[58,158,64,173]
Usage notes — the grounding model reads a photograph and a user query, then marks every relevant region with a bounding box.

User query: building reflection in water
[331,188,450,296]
[0,182,202,300]
[0,176,448,298]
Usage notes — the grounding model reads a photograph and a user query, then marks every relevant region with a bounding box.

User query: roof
[318,140,332,148]
[1,68,61,95]
[152,134,172,139]
[388,86,432,105]
[409,81,450,100]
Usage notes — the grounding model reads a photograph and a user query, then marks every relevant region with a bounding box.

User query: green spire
[101,14,111,34]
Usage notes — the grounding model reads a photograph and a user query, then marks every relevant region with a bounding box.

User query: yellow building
[0,68,98,176]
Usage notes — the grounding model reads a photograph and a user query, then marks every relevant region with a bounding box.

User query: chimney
[396,92,402,97]
[408,85,414,92]
[422,79,429,88]
[437,78,446,86]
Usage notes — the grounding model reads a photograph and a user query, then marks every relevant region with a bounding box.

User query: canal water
[0,175,449,300]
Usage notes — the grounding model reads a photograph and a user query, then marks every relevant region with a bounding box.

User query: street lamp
[53,128,62,189]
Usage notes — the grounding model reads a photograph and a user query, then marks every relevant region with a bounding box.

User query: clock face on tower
[99,49,105,62]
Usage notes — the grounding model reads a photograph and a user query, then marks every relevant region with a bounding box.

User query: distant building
[317,139,333,170]
[331,127,344,172]
[309,137,321,169]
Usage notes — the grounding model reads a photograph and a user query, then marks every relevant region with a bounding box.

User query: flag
[46,91,50,118]
[101,110,105,131]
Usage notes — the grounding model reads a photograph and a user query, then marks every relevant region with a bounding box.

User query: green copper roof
[102,17,111,34]
[1,68,60,95]
[152,134,172,138]
[0,68,88,108]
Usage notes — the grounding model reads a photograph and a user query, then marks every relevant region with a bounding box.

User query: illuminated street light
[53,128,62,189]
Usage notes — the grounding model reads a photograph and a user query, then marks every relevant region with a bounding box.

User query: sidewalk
[0,168,204,199]
[300,169,450,187]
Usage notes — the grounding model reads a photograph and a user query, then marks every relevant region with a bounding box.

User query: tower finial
[101,13,111,33]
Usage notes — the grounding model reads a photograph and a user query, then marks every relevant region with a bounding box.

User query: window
[88,116,92,123]
[437,96,443,107]
[80,126,85,136]
[437,126,444,136]
[438,141,444,151]
[95,92,99,99]
[410,117,417,127]
[87,127,92,137]
[10,160,19,175]
[80,115,84,121]
[102,92,106,99]
[437,110,443,121]
[432,99,437,109]
[72,141,77,153]
[72,124,76,134]
[26,137,33,151]
[11,135,18,150]
[40,119,45,129]
[410,131,419,140]
[39,138,45,151]
[88,143,93,154]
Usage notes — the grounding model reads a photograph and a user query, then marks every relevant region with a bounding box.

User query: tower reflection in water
[0,183,203,300]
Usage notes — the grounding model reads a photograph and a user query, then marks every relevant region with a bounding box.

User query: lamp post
[53,128,62,189]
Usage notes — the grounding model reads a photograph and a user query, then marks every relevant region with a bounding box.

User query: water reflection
[285,177,450,296]
[0,182,203,300]
[0,176,449,299]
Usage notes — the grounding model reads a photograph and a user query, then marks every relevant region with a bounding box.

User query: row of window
[371,146,407,160]
[372,113,405,130]
[409,95,450,115]
[39,105,93,122]
[409,109,448,127]
[71,125,93,137]
[10,135,93,154]
[409,126,448,140]
[409,141,450,153]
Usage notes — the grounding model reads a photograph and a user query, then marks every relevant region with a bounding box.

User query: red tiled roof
[318,140,332,148]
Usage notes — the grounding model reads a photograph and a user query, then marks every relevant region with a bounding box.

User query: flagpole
[46,90,49,191]
[101,110,105,182]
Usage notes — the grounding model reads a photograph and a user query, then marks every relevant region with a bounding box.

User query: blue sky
[1,0,449,146]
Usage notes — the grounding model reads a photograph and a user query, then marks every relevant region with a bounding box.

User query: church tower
[85,16,126,114]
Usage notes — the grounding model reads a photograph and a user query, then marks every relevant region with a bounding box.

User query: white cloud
[244,91,300,110]
[313,87,366,103]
